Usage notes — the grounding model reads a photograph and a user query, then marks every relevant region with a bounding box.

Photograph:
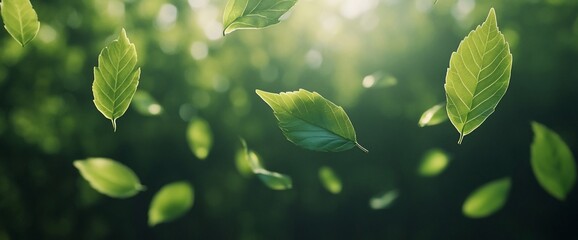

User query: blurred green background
[1,0,578,239]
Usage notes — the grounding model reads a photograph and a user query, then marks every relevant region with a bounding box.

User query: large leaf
[186,117,213,160]
[531,121,576,201]
[462,177,511,218]
[148,181,194,226]
[222,0,297,35]
[444,8,513,144]
[73,158,144,199]
[1,0,40,46]
[92,28,141,132]
[256,89,367,152]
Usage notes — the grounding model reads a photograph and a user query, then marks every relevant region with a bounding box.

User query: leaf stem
[458,133,464,144]
[356,142,369,153]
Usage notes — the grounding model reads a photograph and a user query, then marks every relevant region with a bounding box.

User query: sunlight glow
[157,4,178,28]
[190,41,209,60]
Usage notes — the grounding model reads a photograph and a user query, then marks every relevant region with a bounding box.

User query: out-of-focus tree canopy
[1,0,577,239]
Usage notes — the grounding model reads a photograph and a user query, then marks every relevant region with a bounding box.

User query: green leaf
[256,89,367,152]
[444,8,513,144]
[462,177,511,218]
[1,0,40,46]
[240,138,292,190]
[92,28,141,132]
[418,148,450,177]
[186,117,213,160]
[369,190,399,210]
[131,90,163,116]
[418,103,448,127]
[222,0,297,35]
[148,181,194,226]
[319,166,342,194]
[235,148,253,177]
[531,121,576,201]
[73,158,144,199]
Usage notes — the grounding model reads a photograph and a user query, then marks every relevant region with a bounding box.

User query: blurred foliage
[1,0,578,239]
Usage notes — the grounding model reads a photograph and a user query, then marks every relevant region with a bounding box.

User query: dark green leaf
[222,0,297,35]
[445,8,513,144]
[531,121,576,201]
[256,89,367,152]
[92,28,141,131]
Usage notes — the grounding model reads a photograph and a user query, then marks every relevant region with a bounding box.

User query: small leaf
[131,90,163,116]
[1,0,40,46]
[444,8,513,144]
[531,121,576,201]
[462,177,511,218]
[256,89,367,152]
[418,103,448,127]
[222,0,297,35]
[73,158,144,198]
[369,190,399,210]
[186,117,213,160]
[92,28,141,132]
[148,181,194,226]
[240,138,292,190]
[235,148,253,177]
[418,148,450,177]
[318,166,342,194]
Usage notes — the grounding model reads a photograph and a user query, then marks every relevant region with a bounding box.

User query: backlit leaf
[418,148,450,177]
[131,90,163,116]
[186,117,213,160]
[1,0,40,46]
[92,28,141,132]
[462,177,511,218]
[418,103,448,127]
[319,166,342,194]
[369,190,399,210]
[73,158,144,199]
[148,181,194,226]
[531,121,576,201]
[240,138,292,190]
[222,0,297,35]
[256,89,367,152]
[444,8,513,144]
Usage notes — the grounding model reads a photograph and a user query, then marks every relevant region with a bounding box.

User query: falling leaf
[531,121,576,201]
[92,28,141,131]
[418,148,450,177]
[444,8,513,144]
[240,138,292,190]
[131,90,163,116]
[462,177,511,218]
[148,181,194,226]
[319,166,342,194]
[73,158,144,198]
[256,89,367,152]
[369,190,399,210]
[418,103,448,127]
[222,0,297,35]
[1,0,40,46]
[186,117,213,160]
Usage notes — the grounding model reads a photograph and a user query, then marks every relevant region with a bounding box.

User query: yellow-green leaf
[92,28,141,132]
[73,158,144,199]
[369,190,399,210]
[1,0,40,46]
[462,177,511,218]
[418,148,450,177]
[444,8,513,144]
[240,138,292,190]
[222,0,297,35]
[418,103,448,127]
[186,117,213,160]
[319,166,342,194]
[148,181,194,226]
[531,121,576,201]
[256,89,367,153]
